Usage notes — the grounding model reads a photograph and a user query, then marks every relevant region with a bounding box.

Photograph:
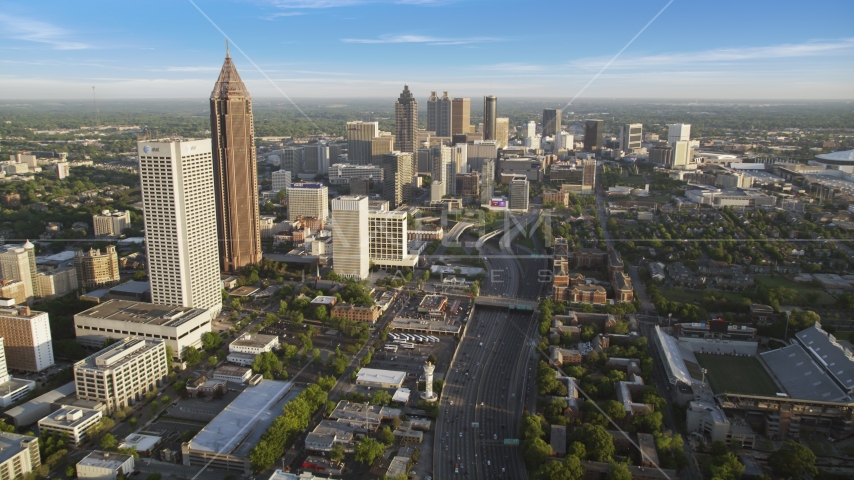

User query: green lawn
[695,353,780,396]
[754,275,837,306]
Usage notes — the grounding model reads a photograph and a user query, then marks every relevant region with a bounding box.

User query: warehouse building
[355,368,405,389]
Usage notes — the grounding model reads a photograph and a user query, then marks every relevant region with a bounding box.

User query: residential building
[0,193,20,207]
[482,96,497,141]
[451,98,471,135]
[287,183,328,221]
[0,336,35,406]
[567,285,607,304]
[38,406,102,446]
[76,451,135,480]
[56,162,70,180]
[0,301,54,372]
[37,267,78,299]
[543,190,570,207]
[427,91,451,137]
[331,195,370,280]
[210,48,262,273]
[495,117,509,148]
[73,338,169,414]
[668,124,691,144]
[649,146,674,167]
[368,208,417,268]
[0,432,40,479]
[74,246,121,291]
[395,85,418,154]
[555,131,573,151]
[93,210,131,236]
[382,152,413,208]
[350,177,370,195]
[0,242,39,303]
[138,139,222,314]
[73,299,214,358]
[509,177,529,211]
[481,159,495,205]
[620,123,642,152]
[271,170,291,193]
[583,120,604,153]
[543,109,561,137]
[346,121,378,165]
[0,281,26,306]
[330,303,381,323]
[277,147,304,174]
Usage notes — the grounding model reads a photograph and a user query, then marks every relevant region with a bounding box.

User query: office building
[287,183,328,221]
[525,121,537,138]
[395,85,418,154]
[452,98,471,135]
[74,246,121,291]
[210,49,262,273]
[0,335,36,406]
[346,121,379,165]
[456,172,480,201]
[271,170,291,193]
[482,96,497,141]
[543,109,561,137]
[74,299,214,358]
[93,210,131,236]
[303,142,329,174]
[278,147,304,174]
[368,208,417,268]
[481,159,495,205]
[73,338,168,414]
[467,140,498,172]
[0,242,38,303]
[0,432,40,479]
[331,196,370,280]
[668,124,691,144]
[38,267,78,299]
[38,406,103,446]
[509,177,530,211]
[620,124,642,152]
[229,333,280,363]
[382,152,413,208]
[0,301,54,372]
[430,180,444,202]
[495,117,509,148]
[452,144,468,173]
[672,140,693,169]
[350,177,370,195]
[427,91,452,137]
[649,146,673,167]
[56,162,70,180]
[430,145,453,196]
[330,164,384,182]
[138,138,222,314]
[583,120,605,153]
[76,450,135,479]
[371,133,395,163]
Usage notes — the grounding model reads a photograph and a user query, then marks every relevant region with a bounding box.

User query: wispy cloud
[259,0,451,8]
[474,62,548,72]
[261,11,306,20]
[0,13,89,50]
[574,38,854,70]
[164,66,221,72]
[342,34,498,45]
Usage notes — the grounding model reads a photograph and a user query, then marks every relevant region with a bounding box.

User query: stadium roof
[653,326,692,385]
[816,149,854,162]
[761,344,849,402]
[795,325,854,393]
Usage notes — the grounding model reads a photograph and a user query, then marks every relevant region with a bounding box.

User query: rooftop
[75,299,208,327]
[78,450,134,471]
[310,296,337,305]
[761,344,849,402]
[120,434,161,453]
[229,286,260,297]
[418,295,447,309]
[109,281,150,295]
[795,325,854,392]
[188,380,300,458]
[390,317,462,335]
[356,368,406,386]
[38,406,100,429]
[654,326,693,385]
[76,338,164,372]
[0,432,36,465]
[4,382,76,423]
[231,333,279,349]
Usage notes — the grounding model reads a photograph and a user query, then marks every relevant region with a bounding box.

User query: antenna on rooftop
[92,86,99,127]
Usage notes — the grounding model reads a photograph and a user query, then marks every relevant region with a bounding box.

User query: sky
[1,0,853,100]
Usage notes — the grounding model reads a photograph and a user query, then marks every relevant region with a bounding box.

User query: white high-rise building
[272,170,291,193]
[331,196,369,280]
[672,140,694,169]
[481,159,495,205]
[93,210,131,236]
[668,124,691,144]
[525,121,536,138]
[56,162,70,180]
[278,147,304,174]
[509,177,530,212]
[620,124,643,152]
[0,244,37,304]
[287,183,329,221]
[430,145,453,196]
[555,132,574,150]
[495,117,510,149]
[137,139,222,314]
[452,144,468,173]
[368,206,417,268]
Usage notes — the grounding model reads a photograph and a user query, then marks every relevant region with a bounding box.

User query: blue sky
[1,0,853,99]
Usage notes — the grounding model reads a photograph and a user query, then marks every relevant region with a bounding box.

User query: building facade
[482,96,497,141]
[330,303,382,323]
[331,196,370,280]
[583,120,604,153]
[138,138,222,314]
[451,97,472,136]
[271,170,291,193]
[382,152,413,208]
[620,124,642,152]
[427,91,452,137]
[93,210,131,236]
[38,267,78,299]
[0,302,54,372]
[0,242,39,303]
[38,407,102,446]
[346,121,379,165]
[543,109,561,137]
[73,338,169,414]
[0,433,40,479]
[395,86,418,154]
[509,177,530,211]
[368,209,417,268]
[74,246,120,291]
[287,183,329,221]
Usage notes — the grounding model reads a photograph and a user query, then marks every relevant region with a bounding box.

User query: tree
[603,400,626,422]
[65,465,77,478]
[574,425,614,462]
[252,351,283,378]
[330,444,345,462]
[132,269,147,281]
[208,356,218,367]
[100,433,117,451]
[315,306,327,321]
[377,426,394,445]
[370,389,392,405]
[606,462,632,480]
[768,440,817,478]
[629,412,663,433]
[249,440,278,473]
[522,414,546,440]
[564,455,585,480]
[522,437,552,470]
[567,442,586,460]
[354,437,385,465]
[183,346,201,366]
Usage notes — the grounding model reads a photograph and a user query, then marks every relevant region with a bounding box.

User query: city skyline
[0,1,851,99]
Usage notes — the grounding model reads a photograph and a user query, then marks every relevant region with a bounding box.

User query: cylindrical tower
[421,361,438,401]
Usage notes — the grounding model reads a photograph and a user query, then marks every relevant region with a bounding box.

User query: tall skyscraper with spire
[395,85,418,154]
[210,43,262,273]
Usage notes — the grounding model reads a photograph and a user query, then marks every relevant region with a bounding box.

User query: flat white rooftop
[355,368,406,387]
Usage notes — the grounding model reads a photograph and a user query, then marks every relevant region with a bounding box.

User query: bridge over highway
[474,296,538,310]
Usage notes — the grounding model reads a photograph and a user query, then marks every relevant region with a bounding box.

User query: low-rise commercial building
[37,406,102,446]
[76,450,135,480]
[355,368,405,389]
[74,300,213,358]
[73,338,169,414]
[330,303,382,323]
[229,333,279,357]
[213,365,253,384]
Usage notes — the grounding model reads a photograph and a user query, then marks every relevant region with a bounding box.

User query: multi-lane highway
[433,208,546,479]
